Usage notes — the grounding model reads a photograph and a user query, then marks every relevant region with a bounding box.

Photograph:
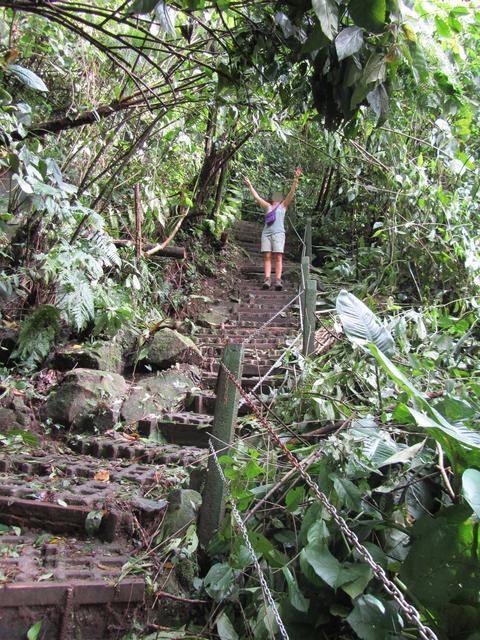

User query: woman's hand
[243,176,252,187]
[294,167,303,178]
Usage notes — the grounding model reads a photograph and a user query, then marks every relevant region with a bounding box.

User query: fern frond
[12,304,60,369]
[89,230,121,268]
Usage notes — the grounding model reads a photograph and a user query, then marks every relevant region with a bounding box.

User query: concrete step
[0,452,179,540]
[0,531,144,639]
[201,373,286,392]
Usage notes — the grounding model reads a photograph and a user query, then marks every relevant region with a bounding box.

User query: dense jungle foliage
[0,0,479,639]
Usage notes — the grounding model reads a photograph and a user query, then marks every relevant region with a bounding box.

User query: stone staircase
[0,220,301,639]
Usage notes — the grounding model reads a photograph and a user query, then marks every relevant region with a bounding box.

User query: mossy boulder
[121,366,200,423]
[145,329,201,369]
[163,488,202,537]
[53,340,124,374]
[42,368,127,431]
[198,304,231,328]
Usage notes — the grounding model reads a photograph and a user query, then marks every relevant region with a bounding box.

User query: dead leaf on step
[94,469,110,482]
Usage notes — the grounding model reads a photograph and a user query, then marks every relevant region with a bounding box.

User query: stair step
[0,531,144,639]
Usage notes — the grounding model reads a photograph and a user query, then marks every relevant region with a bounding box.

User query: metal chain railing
[218,361,439,640]
[241,291,303,347]
[208,439,290,640]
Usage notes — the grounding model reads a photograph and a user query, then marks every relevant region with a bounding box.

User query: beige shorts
[261,232,285,253]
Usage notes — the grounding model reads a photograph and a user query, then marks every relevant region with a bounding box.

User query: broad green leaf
[7,65,48,92]
[336,563,372,599]
[368,344,423,399]
[285,486,304,513]
[335,27,364,61]
[408,407,480,450]
[435,16,451,37]
[301,22,330,53]
[462,469,480,518]
[282,567,310,612]
[302,543,341,587]
[348,0,387,33]
[347,594,403,640]
[216,611,239,640]
[336,290,395,356]
[380,440,426,466]
[204,564,235,602]
[27,621,43,640]
[312,0,338,41]
[366,84,389,123]
[363,53,386,84]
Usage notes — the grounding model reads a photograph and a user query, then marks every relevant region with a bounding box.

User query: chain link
[239,333,302,408]
[242,291,303,346]
[219,361,439,640]
[208,440,290,640]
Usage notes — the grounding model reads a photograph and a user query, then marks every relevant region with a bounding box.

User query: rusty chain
[208,440,290,640]
[219,360,439,640]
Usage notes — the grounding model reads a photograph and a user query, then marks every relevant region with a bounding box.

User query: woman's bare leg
[263,252,272,280]
[274,253,283,282]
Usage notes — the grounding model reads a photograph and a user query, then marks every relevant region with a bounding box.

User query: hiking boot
[262,278,271,289]
[275,279,283,291]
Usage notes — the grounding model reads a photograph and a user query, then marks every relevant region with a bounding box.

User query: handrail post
[303,278,317,357]
[300,256,310,318]
[305,216,312,260]
[198,343,244,548]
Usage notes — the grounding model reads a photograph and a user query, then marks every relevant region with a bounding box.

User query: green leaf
[462,469,480,518]
[312,0,338,41]
[366,84,389,124]
[381,440,426,466]
[204,564,235,601]
[7,65,48,92]
[336,290,395,356]
[368,344,423,399]
[282,567,310,612]
[285,486,304,513]
[336,563,372,599]
[348,0,387,33]
[216,611,239,640]
[126,0,159,14]
[347,594,403,639]
[335,27,364,61]
[301,22,330,53]
[435,16,451,37]
[363,53,386,84]
[302,543,341,587]
[27,621,43,640]
[408,407,480,451]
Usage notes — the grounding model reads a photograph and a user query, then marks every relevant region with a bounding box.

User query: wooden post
[303,278,317,357]
[301,256,310,317]
[198,343,244,548]
[134,183,142,259]
[305,216,312,260]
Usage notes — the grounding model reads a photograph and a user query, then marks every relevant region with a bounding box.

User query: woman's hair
[271,191,283,203]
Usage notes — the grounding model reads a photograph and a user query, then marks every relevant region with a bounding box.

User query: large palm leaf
[336,290,395,356]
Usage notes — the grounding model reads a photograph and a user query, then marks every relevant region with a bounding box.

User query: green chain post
[198,343,244,547]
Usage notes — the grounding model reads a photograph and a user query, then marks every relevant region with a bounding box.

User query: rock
[121,367,199,423]
[145,329,201,369]
[53,340,124,374]
[198,304,231,328]
[42,368,127,431]
[0,394,34,433]
[163,489,202,537]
